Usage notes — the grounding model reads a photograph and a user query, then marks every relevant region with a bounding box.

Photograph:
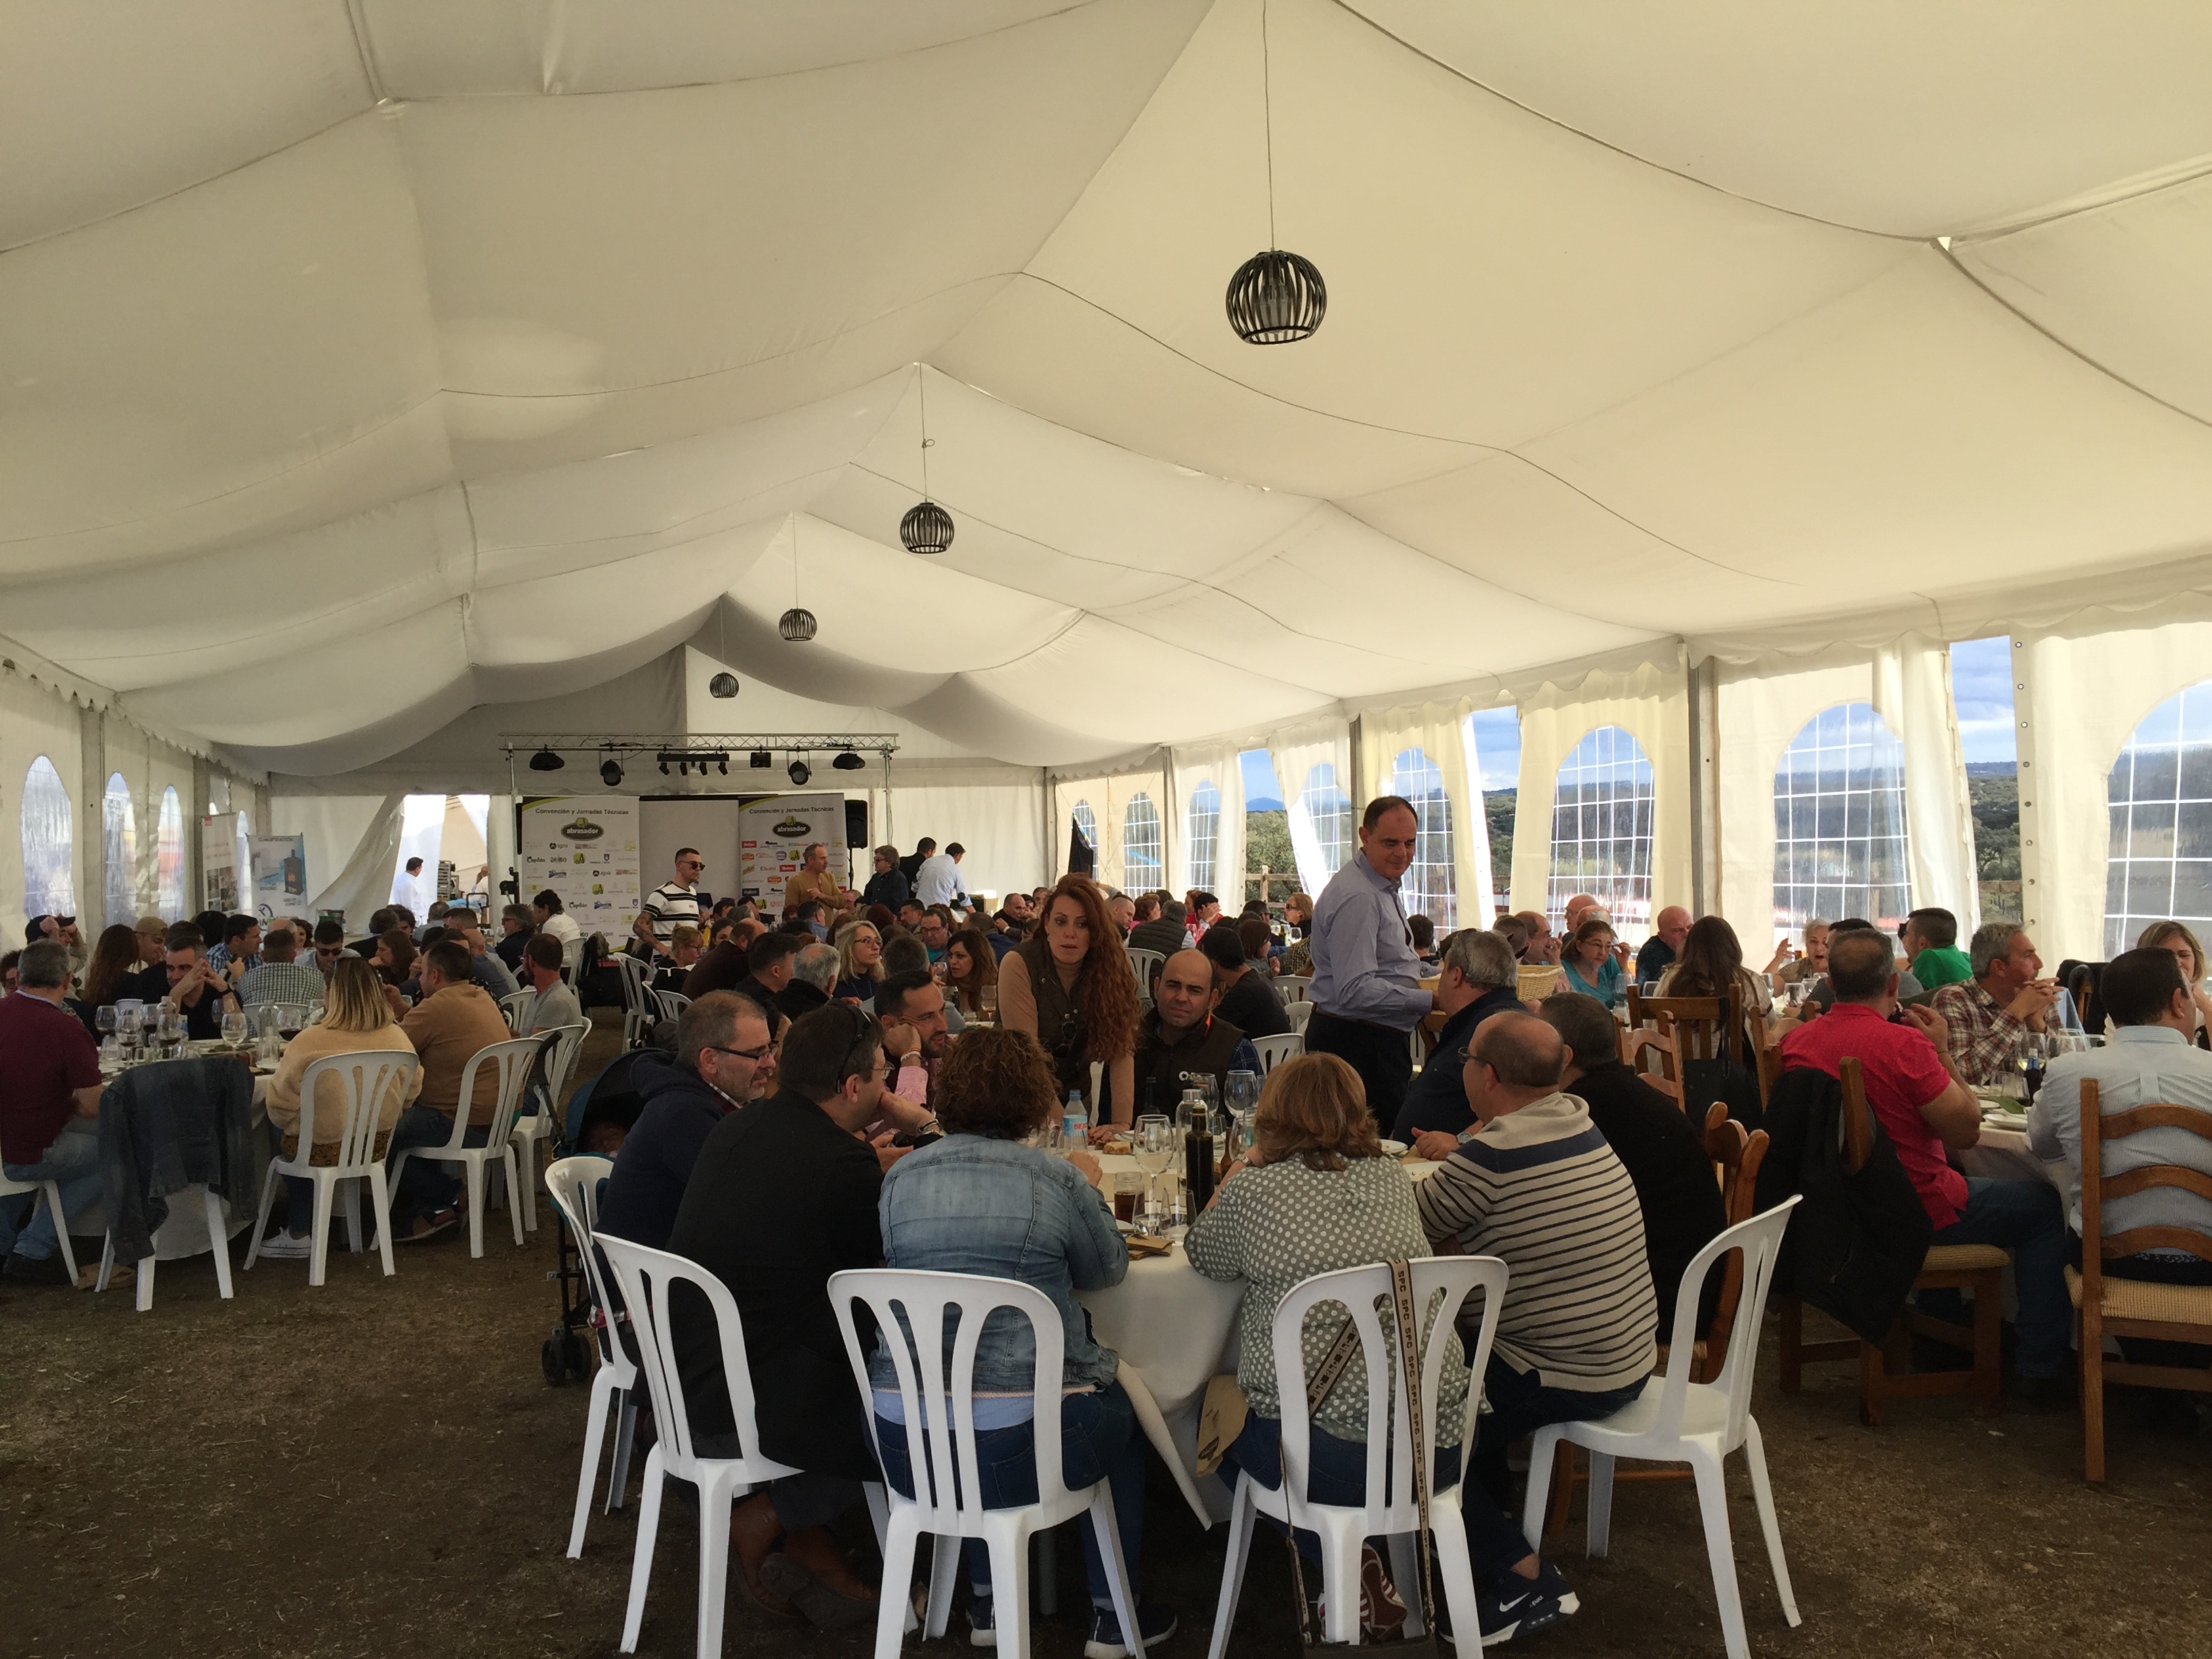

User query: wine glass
[1225,1069,1260,1156]
[96,1004,117,1041]
[220,1007,247,1048]
[979,980,998,1023]
[1132,1115,1175,1231]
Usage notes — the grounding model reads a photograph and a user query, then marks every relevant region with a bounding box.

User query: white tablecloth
[1074,1150,1442,1523]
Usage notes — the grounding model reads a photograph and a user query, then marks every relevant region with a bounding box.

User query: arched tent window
[1547,726,1654,935]
[1298,762,1351,879]
[1073,800,1097,850]
[22,756,73,920]
[1773,701,1909,941]
[1389,746,1457,927]
[1123,793,1162,888]
[2105,678,2212,956]
[102,774,138,927]
[1187,781,1221,893]
[156,787,185,918]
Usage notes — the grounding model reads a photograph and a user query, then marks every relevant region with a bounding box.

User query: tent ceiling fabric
[6,0,2212,779]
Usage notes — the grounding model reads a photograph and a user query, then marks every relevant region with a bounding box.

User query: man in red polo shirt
[0,940,104,1284]
[1782,927,2072,1401]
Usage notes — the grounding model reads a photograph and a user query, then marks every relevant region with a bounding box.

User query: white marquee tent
[7,1,2212,961]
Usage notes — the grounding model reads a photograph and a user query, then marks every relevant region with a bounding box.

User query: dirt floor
[7,1019,2211,1658]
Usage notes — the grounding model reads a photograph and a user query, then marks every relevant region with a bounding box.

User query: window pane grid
[157,787,185,919]
[22,756,73,920]
[1771,701,1909,945]
[1389,746,1456,928]
[1299,762,1351,879]
[1072,800,1097,852]
[2106,680,2212,957]
[1123,792,1162,888]
[1187,781,1220,893]
[102,773,138,928]
[1547,726,1654,938]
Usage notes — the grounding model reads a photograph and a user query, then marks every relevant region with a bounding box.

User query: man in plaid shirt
[1929,921,2061,1087]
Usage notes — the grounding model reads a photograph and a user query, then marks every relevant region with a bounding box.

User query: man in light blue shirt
[1306,794,1440,1128]
[2030,945,2212,1415]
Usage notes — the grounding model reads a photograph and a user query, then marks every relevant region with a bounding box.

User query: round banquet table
[1073,1150,1441,1523]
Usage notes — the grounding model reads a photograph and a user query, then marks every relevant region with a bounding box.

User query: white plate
[1379,1139,1409,1158]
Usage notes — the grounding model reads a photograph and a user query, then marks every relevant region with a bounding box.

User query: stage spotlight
[528,747,564,772]
[717,756,729,775]
[659,756,670,775]
[832,750,863,771]
[788,758,812,786]
[600,758,623,787]
[750,750,772,769]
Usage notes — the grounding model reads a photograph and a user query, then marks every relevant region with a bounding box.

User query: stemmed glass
[1224,1070,1260,1160]
[220,1007,248,1048]
[96,1005,117,1042]
[978,981,999,1023]
[1132,1115,1175,1233]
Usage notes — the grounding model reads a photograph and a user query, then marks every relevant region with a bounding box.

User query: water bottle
[1061,1090,1089,1156]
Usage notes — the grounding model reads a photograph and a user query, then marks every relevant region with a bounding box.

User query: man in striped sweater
[1416,1011,1658,1506]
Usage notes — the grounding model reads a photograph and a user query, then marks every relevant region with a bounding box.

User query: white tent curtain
[1168,739,1246,906]
[1871,633,1981,941]
[302,790,407,933]
[1362,697,1489,929]
[1509,651,1693,937]
[1050,769,1164,894]
[1460,712,1500,927]
[2018,606,2212,968]
[1267,716,1352,899]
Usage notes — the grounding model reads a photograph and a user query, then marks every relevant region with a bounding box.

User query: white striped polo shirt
[1414,1090,1658,1392]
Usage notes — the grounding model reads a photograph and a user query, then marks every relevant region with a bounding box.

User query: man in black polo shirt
[1538,992,1727,1337]
[1133,949,1257,1119]
[731,930,803,1035]
[1201,923,1289,1038]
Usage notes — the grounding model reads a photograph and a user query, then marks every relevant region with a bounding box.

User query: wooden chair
[1626,984,1747,1066]
[1620,1020,1684,1106]
[1774,1058,2008,1424]
[2072,1077,2212,1481]
[1545,1103,1771,1534]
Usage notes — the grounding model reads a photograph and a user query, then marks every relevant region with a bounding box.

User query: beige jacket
[401,983,515,1124]
[266,1023,422,1146]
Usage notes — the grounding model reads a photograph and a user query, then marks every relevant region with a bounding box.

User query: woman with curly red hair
[998,874,1139,1127]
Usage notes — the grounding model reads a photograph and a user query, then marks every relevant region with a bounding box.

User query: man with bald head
[1133,947,1259,1116]
[1635,905,1692,987]
[1417,1010,1658,1509]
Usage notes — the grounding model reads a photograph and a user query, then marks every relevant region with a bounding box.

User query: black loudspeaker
[844,799,869,853]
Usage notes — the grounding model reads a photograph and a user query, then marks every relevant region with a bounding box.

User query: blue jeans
[1474,1353,1647,1510]
[874,1383,1145,1610]
[1,1117,102,1261]
[1218,1414,1529,1581]
[388,1104,485,1215]
[1930,1176,2070,1379]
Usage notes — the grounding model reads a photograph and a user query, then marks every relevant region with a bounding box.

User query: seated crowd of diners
[6,836,2211,1650]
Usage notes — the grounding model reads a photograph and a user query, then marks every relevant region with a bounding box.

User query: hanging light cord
[918,367,933,498]
[1263,0,1277,249]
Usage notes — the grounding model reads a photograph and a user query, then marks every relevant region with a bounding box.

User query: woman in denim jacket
[871,1027,1174,1659]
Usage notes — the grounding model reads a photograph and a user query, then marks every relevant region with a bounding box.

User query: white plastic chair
[830,1267,1143,1659]
[499,989,534,1033]
[1206,1256,1508,1656]
[244,1050,418,1286]
[96,1187,235,1311]
[600,1235,919,1659]
[1284,999,1314,1033]
[1249,1031,1304,1074]
[653,988,691,1024]
[385,1035,539,1258]
[0,1170,79,1286]
[1520,1200,1804,1659]
[508,1021,590,1233]
[544,1155,637,1558]
[1126,948,1164,1007]
[1275,975,1314,1005]
[612,955,655,1048]
[559,935,586,986]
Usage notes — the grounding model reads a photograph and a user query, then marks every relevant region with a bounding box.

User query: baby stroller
[539,1045,651,1385]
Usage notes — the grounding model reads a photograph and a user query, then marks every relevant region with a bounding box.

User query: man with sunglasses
[634,847,708,960]
[595,990,777,1254]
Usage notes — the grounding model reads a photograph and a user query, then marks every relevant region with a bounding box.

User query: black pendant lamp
[779,514,817,642]
[899,369,954,555]
[1226,0,1325,344]
[708,671,739,698]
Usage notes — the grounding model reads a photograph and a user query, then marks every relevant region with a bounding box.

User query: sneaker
[1315,1545,1409,1640]
[255,1231,314,1261]
[1084,1601,1176,1659]
[1,1250,70,1286]
[1528,1558,1580,1616]
[1473,1574,1572,1645]
[966,1592,996,1648]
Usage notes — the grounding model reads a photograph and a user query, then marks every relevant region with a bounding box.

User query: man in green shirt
[1904,907,1973,990]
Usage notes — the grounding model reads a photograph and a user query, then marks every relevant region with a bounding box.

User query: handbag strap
[1283,1261,1440,1649]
